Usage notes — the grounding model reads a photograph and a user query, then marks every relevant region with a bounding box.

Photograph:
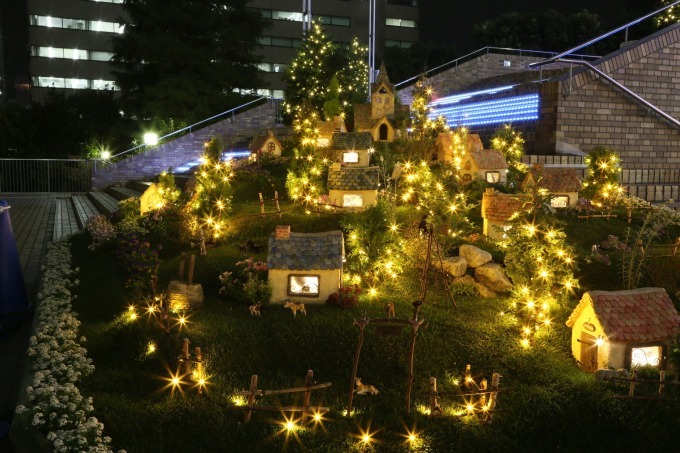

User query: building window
[30,15,124,33]
[33,76,118,90]
[257,9,349,27]
[32,46,113,62]
[343,152,359,163]
[267,142,276,152]
[385,40,414,49]
[288,275,320,296]
[550,195,570,209]
[631,345,661,367]
[462,174,472,184]
[343,194,363,207]
[317,138,330,147]
[258,63,290,73]
[386,18,418,28]
[259,36,302,48]
[486,171,501,184]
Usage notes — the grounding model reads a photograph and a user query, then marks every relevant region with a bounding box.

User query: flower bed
[15,241,122,453]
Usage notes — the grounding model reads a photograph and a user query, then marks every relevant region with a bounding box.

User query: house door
[580,333,598,372]
[379,124,388,141]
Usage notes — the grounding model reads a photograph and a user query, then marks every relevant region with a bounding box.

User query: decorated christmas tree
[189,137,233,243]
[409,75,448,139]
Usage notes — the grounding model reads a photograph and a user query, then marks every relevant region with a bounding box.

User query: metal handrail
[529,0,680,68]
[394,46,599,88]
[555,58,680,129]
[111,96,270,159]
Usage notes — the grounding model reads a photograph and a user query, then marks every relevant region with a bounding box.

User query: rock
[440,256,467,277]
[475,281,498,298]
[454,275,476,286]
[459,244,492,268]
[475,263,513,293]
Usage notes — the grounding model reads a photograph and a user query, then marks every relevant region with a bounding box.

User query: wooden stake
[259,193,265,217]
[429,377,443,415]
[195,347,203,394]
[659,370,666,399]
[405,317,424,415]
[244,375,259,424]
[465,364,472,389]
[187,254,196,285]
[479,378,488,410]
[347,319,369,415]
[629,369,638,397]
[275,191,281,219]
[302,369,314,420]
[181,338,191,376]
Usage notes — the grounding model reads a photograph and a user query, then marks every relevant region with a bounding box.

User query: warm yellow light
[362,434,371,444]
[313,412,322,422]
[520,338,530,348]
[146,342,156,354]
[286,421,296,432]
[128,305,135,312]
[129,312,137,321]
[526,300,535,310]
[596,337,604,346]
[466,403,474,412]
[231,395,246,406]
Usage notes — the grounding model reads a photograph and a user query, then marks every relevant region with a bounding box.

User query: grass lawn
[68,201,680,452]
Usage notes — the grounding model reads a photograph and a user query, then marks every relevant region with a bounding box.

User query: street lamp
[143,132,159,146]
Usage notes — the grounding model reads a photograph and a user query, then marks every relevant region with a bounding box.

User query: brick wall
[91,100,286,189]
[535,25,680,173]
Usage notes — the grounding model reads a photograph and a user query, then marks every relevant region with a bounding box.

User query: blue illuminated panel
[429,85,516,107]
[428,94,539,128]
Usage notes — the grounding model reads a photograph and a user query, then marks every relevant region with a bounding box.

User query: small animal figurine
[249,303,261,316]
[385,302,396,319]
[283,300,306,317]
[354,377,379,395]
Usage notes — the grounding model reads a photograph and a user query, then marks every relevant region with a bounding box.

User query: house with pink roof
[566,288,680,372]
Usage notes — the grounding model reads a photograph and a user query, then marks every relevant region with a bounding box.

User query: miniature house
[522,164,582,208]
[327,132,379,210]
[354,62,407,142]
[480,188,530,240]
[267,225,344,304]
[249,131,283,161]
[566,288,680,372]
[437,133,508,184]
[316,116,346,148]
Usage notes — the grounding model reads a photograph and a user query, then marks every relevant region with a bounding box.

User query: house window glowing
[486,171,501,183]
[343,194,363,207]
[317,138,330,147]
[550,195,570,208]
[631,346,661,367]
[288,275,319,296]
[343,152,359,163]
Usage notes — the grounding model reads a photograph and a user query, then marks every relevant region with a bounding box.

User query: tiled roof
[317,118,346,139]
[268,230,344,270]
[331,132,373,150]
[328,166,379,190]
[523,164,582,193]
[469,149,508,170]
[353,104,372,131]
[372,62,394,93]
[566,288,680,342]
[481,189,531,222]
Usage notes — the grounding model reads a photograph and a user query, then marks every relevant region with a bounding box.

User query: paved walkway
[0,193,67,450]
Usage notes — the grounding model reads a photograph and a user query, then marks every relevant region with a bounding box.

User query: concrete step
[53,197,80,239]
[87,191,120,216]
[72,194,102,229]
[105,186,143,201]
[127,181,152,193]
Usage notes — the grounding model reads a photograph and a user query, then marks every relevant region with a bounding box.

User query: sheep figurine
[595,368,630,381]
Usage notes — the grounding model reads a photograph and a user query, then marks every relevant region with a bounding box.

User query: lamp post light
[143,132,159,147]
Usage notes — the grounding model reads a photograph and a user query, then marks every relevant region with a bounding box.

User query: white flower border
[15,241,124,453]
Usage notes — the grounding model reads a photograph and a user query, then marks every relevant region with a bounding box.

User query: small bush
[644,254,680,296]
[85,214,115,251]
[449,278,477,297]
[242,273,272,306]
[326,284,361,308]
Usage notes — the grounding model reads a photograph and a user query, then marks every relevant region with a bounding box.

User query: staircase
[52,182,149,240]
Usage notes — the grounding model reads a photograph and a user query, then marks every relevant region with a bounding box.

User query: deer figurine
[385,302,396,319]
[354,377,379,395]
[249,303,261,316]
[283,300,307,317]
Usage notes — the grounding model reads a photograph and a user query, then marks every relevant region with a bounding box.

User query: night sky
[421,0,659,52]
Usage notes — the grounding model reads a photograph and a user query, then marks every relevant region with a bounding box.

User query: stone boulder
[453,275,476,286]
[475,263,512,293]
[440,256,467,278]
[459,244,492,268]
[474,281,498,298]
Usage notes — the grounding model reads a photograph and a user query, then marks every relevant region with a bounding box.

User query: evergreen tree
[189,137,233,242]
[409,75,448,139]
[656,0,679,27]
[323,74,342,120]
[112,0,266,124]
[581,145,623,202]
[490,124,527,187]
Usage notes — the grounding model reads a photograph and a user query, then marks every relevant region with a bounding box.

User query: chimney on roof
[275,225,291,240]
[267,130,274,136]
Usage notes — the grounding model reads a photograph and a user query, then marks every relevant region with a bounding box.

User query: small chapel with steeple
[353,62,408,142]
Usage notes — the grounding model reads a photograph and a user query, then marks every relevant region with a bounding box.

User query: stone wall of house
[91,100,286,189]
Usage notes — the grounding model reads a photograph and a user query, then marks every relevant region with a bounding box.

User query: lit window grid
[386,17,418,28]
[33,76,118,90]
[385,40,414,49]
[429,85,516,106]
[258,9,350,27]
[32,46,113,62]
[90,0,123,3]
[257,63,290,73]
[429,94,539,127]
[30,15,124,34]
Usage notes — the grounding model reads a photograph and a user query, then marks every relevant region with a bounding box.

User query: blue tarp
[0,200,29,314]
